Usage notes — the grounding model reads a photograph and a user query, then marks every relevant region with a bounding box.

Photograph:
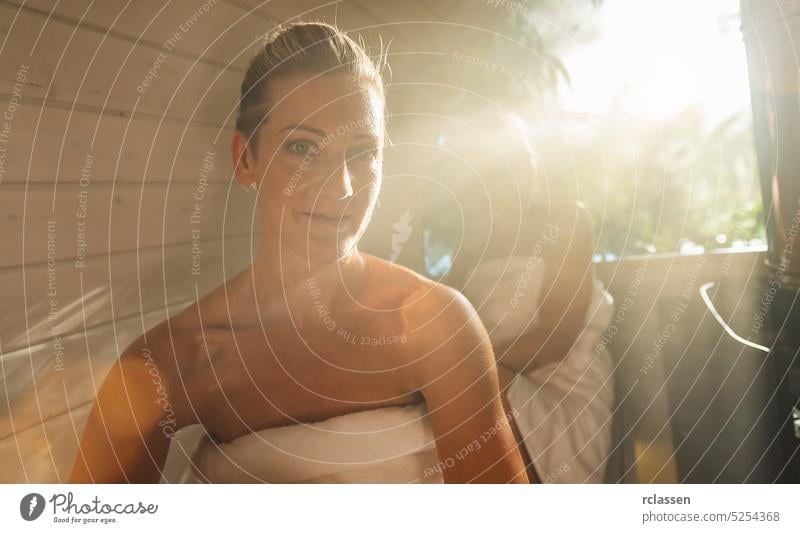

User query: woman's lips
[298,211,354,230]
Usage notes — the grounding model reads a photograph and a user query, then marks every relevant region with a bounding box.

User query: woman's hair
[236,21,386,154]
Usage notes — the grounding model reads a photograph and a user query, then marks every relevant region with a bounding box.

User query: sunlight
[556,0,750,123]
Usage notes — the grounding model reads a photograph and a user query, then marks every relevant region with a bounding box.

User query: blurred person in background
[422,111,615,483]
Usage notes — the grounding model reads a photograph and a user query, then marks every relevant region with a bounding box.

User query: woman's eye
[287,140,315,155]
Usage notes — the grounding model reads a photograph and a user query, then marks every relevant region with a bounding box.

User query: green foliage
[506,1,765,256]
[578,107,764,257]
[438,0,764,257]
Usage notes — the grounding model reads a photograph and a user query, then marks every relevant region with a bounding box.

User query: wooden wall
[0,0,261,482]
[596,249,776,482]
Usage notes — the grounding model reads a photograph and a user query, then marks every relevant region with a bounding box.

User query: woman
[70,22,527,484]
[424,112,616,483]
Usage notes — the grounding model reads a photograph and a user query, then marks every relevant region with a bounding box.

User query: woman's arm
[405,285,529,483]
[496,204,595,373]
[70,331,194,483]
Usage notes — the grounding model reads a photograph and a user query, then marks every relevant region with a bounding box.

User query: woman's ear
[231,130,257,188]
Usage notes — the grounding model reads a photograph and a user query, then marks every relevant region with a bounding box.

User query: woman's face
[233,72,384,263]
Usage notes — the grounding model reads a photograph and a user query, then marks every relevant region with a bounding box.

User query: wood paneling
[2,104,234,185]
[0,181,257,269]
[0,403,90,483]
[0,401,205,483]
[0,234,253,355]
[0,3,240,124]
[4,0,268,69]
[595,250,771,482]
[0,305,190,440]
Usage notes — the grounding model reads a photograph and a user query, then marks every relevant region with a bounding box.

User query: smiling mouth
[299,211,354,228]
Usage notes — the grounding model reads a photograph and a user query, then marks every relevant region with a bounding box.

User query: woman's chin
[283,230,358,264]
[269,211,365,265]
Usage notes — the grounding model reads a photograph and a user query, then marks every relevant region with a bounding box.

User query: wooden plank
[0,400,204,482]
[0,180,258,269]
[0,233,254,355]
[231,0,354,26]
[4,0,269,70]
[594,251,770,483]
[228,0,401,53]
[0,305,189,440]
[1,103,234,185]
[0,1,499,126]
[352,0,440,25]
[420,0,465,20]
[0,3,163,117]
[348,0,468,53]
[0,4,241,125]
[596,249,767,297]
[0,403,90,483]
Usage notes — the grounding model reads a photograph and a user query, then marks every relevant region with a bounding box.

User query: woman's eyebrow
[280,124,328,137]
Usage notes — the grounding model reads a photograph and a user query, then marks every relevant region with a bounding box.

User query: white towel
[186,403,441,483]
[461,256,615,483]
[178,256,615,484]
[505,280,615,483]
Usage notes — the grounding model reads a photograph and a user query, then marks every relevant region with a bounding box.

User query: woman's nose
[319,158,355,200]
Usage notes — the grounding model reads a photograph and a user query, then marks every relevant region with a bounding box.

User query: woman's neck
[249,237,366,319]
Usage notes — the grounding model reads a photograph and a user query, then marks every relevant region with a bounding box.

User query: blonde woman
[71,22,527,484]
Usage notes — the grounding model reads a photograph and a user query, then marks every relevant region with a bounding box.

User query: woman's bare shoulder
[118,316,199,388]
[117,274,243,395]
[358,254,490,374]
[360,254,483,337]
[361,253,434,292]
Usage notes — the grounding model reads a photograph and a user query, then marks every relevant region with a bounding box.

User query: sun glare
[556,0,749,123]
